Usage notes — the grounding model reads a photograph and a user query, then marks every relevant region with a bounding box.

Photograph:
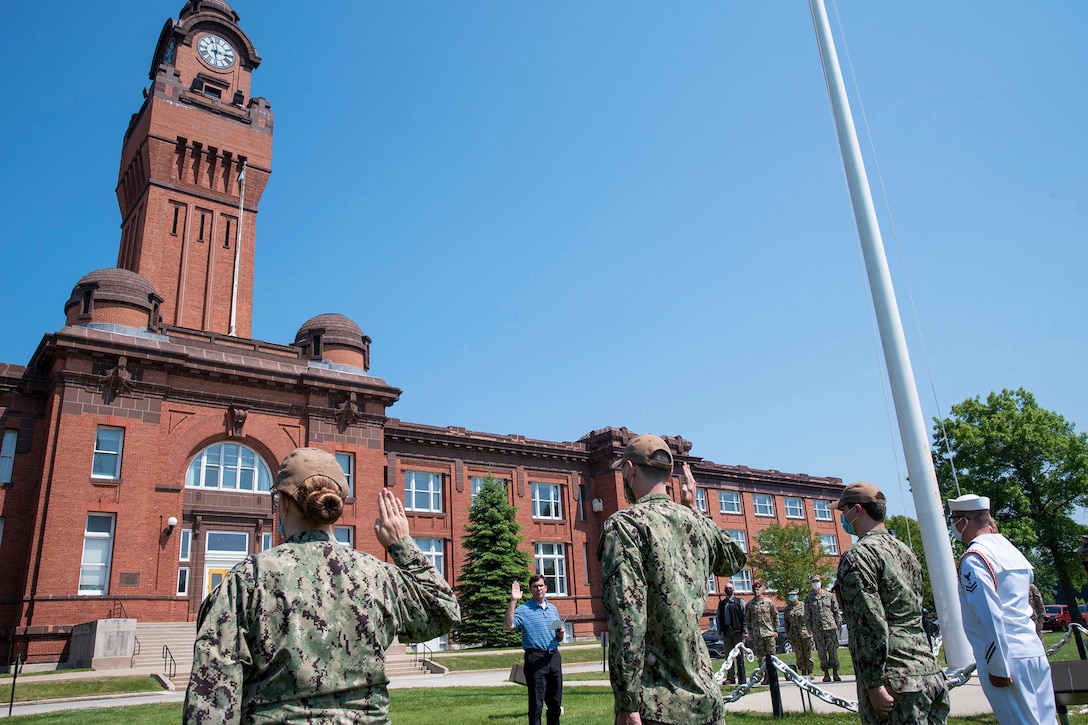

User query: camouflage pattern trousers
[751,635,776,677]
[788,635,813,676]
[813,629,840,671]
[858,673,950,725]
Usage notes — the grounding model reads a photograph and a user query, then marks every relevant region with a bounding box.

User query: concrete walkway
[1,661,996,719]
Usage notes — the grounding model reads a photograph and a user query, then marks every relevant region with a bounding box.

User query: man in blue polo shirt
[504,574,564,725]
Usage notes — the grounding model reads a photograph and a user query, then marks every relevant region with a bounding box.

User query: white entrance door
[203,530,249,599]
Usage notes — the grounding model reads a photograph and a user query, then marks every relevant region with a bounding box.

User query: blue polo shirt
[512,597,561,651]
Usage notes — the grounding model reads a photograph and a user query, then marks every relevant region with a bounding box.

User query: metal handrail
[412,642,433,671]
[162,644,177,680]
[8,654,23,717]
[130,636,141,668]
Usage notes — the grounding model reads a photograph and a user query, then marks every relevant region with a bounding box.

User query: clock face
[197,34,236,69]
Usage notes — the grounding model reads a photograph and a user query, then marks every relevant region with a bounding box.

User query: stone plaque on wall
[119,572,141,587]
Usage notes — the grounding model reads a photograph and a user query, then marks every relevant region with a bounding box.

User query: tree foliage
[454,475,533,647]
[932,388,1088,616]
[747,522,836,595]
[885,515,935,612]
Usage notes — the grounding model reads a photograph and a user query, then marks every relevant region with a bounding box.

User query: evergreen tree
[746,522,836,595]
[455,474,533,647]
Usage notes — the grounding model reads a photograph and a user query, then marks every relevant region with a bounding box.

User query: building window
[583,542,591,585]
[186,442,273,493]
[0,517,4,551]
[696,488,708,513]
[197,210,209,242]
[707,575,717,594]
[176,567,189,596]
[730,569,753,593]
[577,484,586,522]
[404,471,443,513]
[718,490,741,514]
[753,494,775,517]
[92,426,124,479]
[179,529,192,562]
[334,526,354,548]
[821,534,839,555]
[814,500,832,521]
[79,514,115,595]
[335,452,355,497]
[726,529,747,553]
[261,533,273,551]
[222,216,234,248]
[470,475,508,504]
[531,482,563,520]
[170,204,186,236]
[535,542,568,596]
[0,429,16,484]
[785,497,804,519]
[414,537,445,580]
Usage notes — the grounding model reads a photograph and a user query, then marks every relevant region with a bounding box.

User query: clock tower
[116,0,273,337]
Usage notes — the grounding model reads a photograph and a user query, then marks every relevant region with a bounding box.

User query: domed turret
[64,268,163,330]
[295,313,371,372]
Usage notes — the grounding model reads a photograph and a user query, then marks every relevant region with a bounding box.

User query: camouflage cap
[832,481,884,510]
[611,433,674,471]
[275,447,347,500]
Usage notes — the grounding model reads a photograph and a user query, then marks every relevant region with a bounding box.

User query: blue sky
[1,2,1084,519]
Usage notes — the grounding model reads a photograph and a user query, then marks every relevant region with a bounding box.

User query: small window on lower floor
[262,533,273,551]
[334,526,354,548]
[176,567,189,596]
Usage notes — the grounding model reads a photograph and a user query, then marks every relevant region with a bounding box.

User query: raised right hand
[511,581,522,600]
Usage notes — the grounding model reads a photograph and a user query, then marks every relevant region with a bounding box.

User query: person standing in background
[744,580,778,685]
[784,588,814,677]
[716,586,747,685]
[504,575,564,725]
[805,574,843,682]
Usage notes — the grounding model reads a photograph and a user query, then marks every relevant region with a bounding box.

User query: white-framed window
[334,526,354,548]
[0,430,16,484]
[726,529,747,553]
[79,513,115,595]
[696,488,708,513]
[92,426,124,479]
[753,494,775,517]
[719,490,741,514]
[821,533,839,555]
[785,497,804,519]
[707,575,717,594]
[261,532,273,551]
[814,500,832,521]
[535,542,568,596]
[404,471,443,512]
[470,475,507,504]
[414,537,445,580]
[730,569,753,593]
[577,484,586,522]
[176,567,189,596]
[179,529,192,562]
[335,452,355,497]
[186,442,273,493]
[531,482,563,520]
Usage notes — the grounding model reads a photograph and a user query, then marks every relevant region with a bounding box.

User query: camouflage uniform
[1029,583,1046,641]
[744,594,778,674]
[835,526,949,725]
[598,493,746,725]
[184,530,460,724]
[804,588,841,674]
[784,600,814,676]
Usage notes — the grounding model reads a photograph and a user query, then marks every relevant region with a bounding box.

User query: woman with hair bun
[184,447,460,723]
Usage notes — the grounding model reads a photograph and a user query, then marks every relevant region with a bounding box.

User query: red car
[1044,605,1071,631]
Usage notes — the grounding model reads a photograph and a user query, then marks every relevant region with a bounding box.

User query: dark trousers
[721,633,746,682]
[524,649,562,725]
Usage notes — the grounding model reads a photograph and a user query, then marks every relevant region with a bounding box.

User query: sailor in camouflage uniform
[184,448,461,724]
[784,589,814,677]
[744,580,778,684]
[805,574,843,681]
[833,482,949,725]
[598,434,746,725]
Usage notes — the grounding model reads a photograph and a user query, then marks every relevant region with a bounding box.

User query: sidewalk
[2,660,995,718]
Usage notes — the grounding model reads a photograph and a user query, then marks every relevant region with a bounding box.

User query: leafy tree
[747,522,836,595]
[454,474,533,647]
[885,515,935,612]
[932,388,1088,621]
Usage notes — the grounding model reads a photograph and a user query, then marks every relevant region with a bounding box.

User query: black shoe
[822,673,831,682]
[833,671,842,682]
[725,679,735,685]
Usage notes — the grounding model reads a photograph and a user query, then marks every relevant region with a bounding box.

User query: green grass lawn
[434,644,607,672]
[5,676,163,703]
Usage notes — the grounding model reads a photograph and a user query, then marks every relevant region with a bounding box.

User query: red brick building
[0,0,848,668]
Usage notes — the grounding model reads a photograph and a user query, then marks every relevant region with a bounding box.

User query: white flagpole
[807,0,973,669]
[229,160,247,337]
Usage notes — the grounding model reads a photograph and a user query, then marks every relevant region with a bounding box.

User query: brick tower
[116,0,273,337]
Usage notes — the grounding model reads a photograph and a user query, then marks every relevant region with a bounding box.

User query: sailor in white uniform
[949,493,1057,725]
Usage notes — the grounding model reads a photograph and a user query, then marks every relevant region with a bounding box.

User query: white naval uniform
[958,533,1057,725]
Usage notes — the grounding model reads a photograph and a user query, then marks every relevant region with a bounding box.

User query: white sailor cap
[948,493,990,514]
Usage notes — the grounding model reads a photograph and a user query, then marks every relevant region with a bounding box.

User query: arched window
[186,442,272,493]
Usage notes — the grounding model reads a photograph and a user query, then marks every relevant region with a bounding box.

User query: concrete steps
[134,621,195,689]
